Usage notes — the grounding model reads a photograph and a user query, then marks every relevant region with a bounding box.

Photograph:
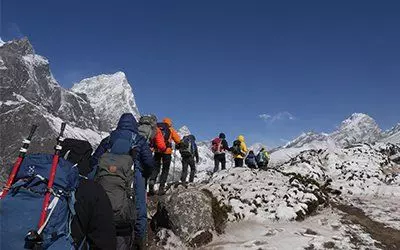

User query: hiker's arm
[241,142,248,154]
[171,128,181,144]
[222,140,230,151]
[90,136,110,167]
[139,140,155,179]
[195,146,199,163]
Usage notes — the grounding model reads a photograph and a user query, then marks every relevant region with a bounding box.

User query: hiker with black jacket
[60,139,116,249]
[179,134,199,183]
[211,133,230,172]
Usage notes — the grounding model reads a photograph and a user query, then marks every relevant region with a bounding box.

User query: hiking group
[0,113,269,250]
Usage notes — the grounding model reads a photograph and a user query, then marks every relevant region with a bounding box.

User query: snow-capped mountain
[381,123,400,144]
[248,142,268,153]
[330,113,382,147]
[177,126,191,138]
[282,113,386,152]
[71,72,140,131]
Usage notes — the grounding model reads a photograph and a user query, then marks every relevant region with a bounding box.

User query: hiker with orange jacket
[148,118,181,195]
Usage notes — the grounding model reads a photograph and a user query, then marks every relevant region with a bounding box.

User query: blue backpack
[0,154,80,249]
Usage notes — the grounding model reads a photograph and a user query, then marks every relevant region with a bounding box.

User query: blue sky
[2,1,400,147]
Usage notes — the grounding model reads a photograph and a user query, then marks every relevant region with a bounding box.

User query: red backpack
[211,138,223,154]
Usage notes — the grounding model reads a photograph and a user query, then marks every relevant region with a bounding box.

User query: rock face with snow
[71,72,140,131]
[151,186,216,247]
[0,38,140,184]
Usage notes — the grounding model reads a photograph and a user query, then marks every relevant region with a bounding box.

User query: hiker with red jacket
[212,133,230,173]
[148,118,181,195]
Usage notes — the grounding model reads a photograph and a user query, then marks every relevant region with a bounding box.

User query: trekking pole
[37,122,66,229]
[172,147,177,182]
[0,125,37,199]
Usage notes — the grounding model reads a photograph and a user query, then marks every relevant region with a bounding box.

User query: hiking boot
[148,185,155,196]
[158,187,166,196]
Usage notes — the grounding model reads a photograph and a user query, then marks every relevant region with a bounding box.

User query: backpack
[0,154,80,249]
[211,138,223,154]
[231,140,242,155]
[256,151,269,164]
[138,115,157,142]
[60,138,93,177]
[245,154,257,166]
[95,132,137,233]
[157,122,171,147]
[180,135,197,158]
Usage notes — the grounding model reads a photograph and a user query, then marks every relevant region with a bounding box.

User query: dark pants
[150,153,172,190]
[181,156,196,182]
[234,158,244,167]
[213,153,226,172]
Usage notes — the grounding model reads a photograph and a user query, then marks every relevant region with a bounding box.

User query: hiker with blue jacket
[179,134,199,183]
[245,150,257,169]
[92,113,155,250]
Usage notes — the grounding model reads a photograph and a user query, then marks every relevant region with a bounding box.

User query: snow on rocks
[202,167,328,223]
[277,144,400,198]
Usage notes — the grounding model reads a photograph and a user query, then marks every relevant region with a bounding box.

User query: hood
[163,117,172,127]
[219,133,226,139]
[117,113,138,132]
[238,135,245,142]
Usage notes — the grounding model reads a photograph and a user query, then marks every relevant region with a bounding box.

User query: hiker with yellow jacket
[231,135,247,167]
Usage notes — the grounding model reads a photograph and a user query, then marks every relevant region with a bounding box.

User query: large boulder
[151,185,223,247]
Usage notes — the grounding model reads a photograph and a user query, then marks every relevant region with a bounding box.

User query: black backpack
[157,122,171,147]
[179,135,197,157]
[231,140,242,155]
[60,138,93,176]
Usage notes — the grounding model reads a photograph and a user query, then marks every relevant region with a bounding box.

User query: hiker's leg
[134,169,147,245]
[213,155,219,173]
[149,153,162,192]
[181,157,189,182]
[238,158,244,167]
[221,154,226,170]
[159,154,171,191]
[189,157,196,183]
[234,158,240,167]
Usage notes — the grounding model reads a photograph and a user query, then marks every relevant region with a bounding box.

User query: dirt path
[333,203,400,250]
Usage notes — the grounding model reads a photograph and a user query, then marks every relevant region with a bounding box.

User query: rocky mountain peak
[0,37,34,56]
[331,113,381,147]
[71,71,140,131]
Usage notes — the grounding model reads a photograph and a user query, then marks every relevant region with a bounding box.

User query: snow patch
[22,54,49,66]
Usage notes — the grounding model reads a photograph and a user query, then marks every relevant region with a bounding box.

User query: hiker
[148,118,181,196]
[60,138,116,249]
[212,133,230,172]
[179,134,199,183]
[231,135,247,167]
[256,147,270,170]
[245,150,257,169]
[92,113,155,250]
